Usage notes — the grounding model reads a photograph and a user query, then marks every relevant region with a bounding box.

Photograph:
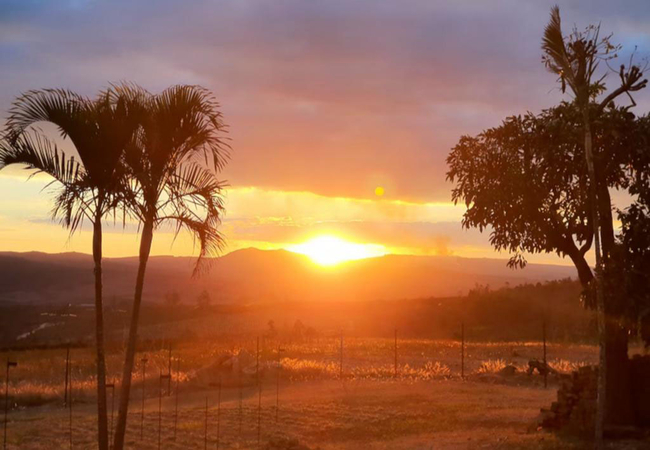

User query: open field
[0,338,608,407]
[2,338,648,449]
[6,379,649,449]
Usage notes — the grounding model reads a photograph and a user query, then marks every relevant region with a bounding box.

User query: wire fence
[1,320,604,449]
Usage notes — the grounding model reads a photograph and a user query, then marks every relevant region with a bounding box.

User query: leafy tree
[112,85,228,450]
[266,320,278,339]
[447,102,645,427]
[608,115,650,347]
[0,88,141,450]
[196,290,211,308]
[541,6,646,440]
[164,290,181,307]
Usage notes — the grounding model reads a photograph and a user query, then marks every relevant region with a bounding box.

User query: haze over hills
[0,248,576,305]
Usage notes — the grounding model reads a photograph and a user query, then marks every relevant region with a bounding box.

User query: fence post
[106,383,115,450]
[276,346,284,423]
[256,337,260,385]
[173,359,180,441]
[238,351,243,442]
[340,330,343,379]
[159,372,170,450]
[257,378,262,449]
[69,358,72,450]
[394,328,398,378]
[204,396,208,450]
[543,318,547,388]
[4,360,17,450]
[167,343,172,396]
[461,322,465,380]
[140,357,148,441]
[216,380,221,450]
[158,370,162,450]
[64,347,69,407]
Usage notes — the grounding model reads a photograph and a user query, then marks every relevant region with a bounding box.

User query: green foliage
[447,102,636,272]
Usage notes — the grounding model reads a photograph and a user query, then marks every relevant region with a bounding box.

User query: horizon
[0,245,579,268]
[2,1,647,268]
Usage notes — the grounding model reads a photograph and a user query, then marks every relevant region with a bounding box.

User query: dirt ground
[5,378,649,450]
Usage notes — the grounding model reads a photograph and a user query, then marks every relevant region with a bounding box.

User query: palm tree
[0,88,142,450]
[542,6,646,445]
[111,85,228,450]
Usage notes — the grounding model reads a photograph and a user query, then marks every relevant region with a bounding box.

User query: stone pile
[539,365,597,434]
[540,355,650,435]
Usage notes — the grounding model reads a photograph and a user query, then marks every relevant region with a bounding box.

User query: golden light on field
[288,235,387,266]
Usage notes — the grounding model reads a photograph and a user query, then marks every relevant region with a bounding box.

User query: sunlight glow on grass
[287,235,387,266]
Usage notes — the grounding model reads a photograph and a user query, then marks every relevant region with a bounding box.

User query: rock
[264,437,314,450]
[539,357,650,435]
[498,365,518,377]
[527,359,558,376]
[191,349,261,387]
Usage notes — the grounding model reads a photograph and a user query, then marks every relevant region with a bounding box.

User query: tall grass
[0,338,601,408]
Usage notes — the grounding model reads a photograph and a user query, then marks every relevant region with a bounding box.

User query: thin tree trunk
[582,112,607,449]
[93,213,109,450]
[604,322,634,425]
[598,184,635,425]
[112,219,154,450]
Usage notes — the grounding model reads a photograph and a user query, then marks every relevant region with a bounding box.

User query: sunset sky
[1,1,650,265]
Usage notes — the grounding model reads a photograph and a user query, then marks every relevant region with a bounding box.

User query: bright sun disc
[288,235,387,266]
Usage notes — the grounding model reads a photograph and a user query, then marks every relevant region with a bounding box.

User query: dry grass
[0,338,609,407]
[1,338,647,449]
[6,379,646,449]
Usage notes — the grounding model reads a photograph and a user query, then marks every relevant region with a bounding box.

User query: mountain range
[0,248,576,305]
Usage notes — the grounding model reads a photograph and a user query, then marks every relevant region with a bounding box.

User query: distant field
[2,338,648,449]
[5,378,646,449]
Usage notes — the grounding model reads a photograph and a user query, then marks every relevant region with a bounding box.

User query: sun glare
[288,235,387,266]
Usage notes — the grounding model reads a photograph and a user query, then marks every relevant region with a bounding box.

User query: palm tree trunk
[93,213,109,450]
[583,112,606,449]
[113,218,154,450]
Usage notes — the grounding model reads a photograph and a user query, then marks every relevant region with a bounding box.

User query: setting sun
[287,235,387,266]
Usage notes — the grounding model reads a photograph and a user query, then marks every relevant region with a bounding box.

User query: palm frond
[50,181,94,233]
[158,163,226,276]
[0,130,82,185]
[6,89,88,139]
[112,83,229,274]
[153,84,230,173]
[542,6,573,92]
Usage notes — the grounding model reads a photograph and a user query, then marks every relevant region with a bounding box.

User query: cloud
[1,1,649,263]
[2,0,650,202]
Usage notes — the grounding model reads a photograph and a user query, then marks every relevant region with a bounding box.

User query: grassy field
[1,338,648,449]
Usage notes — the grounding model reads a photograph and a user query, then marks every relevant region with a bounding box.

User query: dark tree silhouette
[607,115,650,347]
[541,7,646,443]
[164,290,181,307]
[111,85,228,450]
[0,88,141,450]
[447,102,646,429]
[196,290,212,309]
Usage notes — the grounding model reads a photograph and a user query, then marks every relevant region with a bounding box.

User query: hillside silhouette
[0,248,575,305]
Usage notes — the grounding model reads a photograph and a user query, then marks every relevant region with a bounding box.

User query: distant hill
[0,249,576,305]
[0,279,593,347]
